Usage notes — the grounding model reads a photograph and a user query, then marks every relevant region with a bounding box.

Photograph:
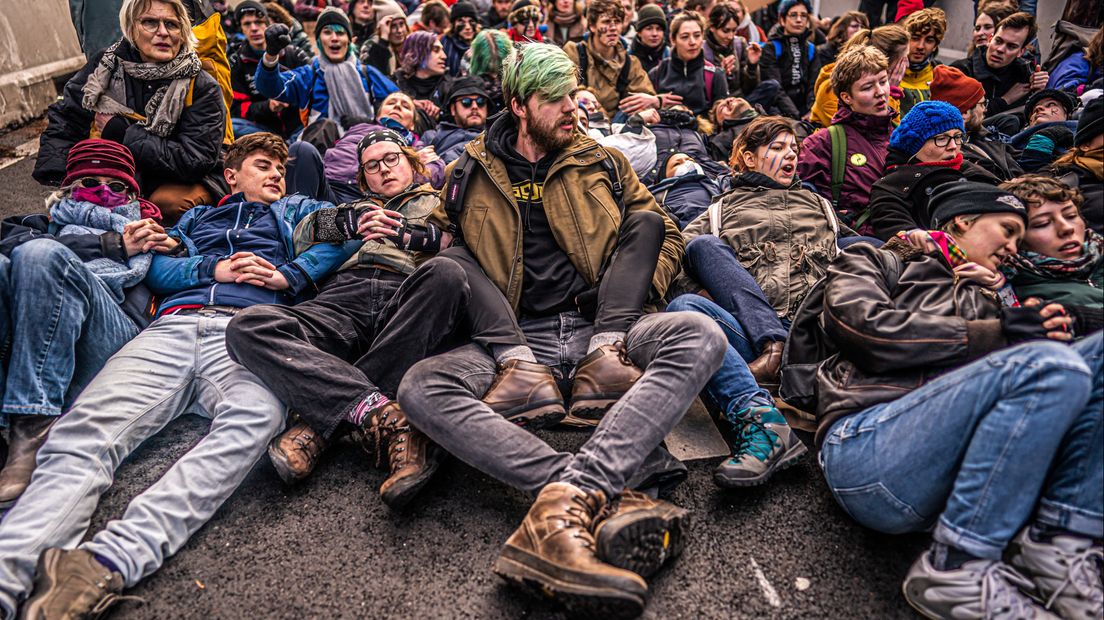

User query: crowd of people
[0,0,1101,617]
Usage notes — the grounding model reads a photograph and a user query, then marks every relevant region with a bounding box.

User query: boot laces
[980,563,1042,619]
[1045,546,1104,611]
[368,406,410,470]
[728,407,780,463]
[563,494,600,551]
[288,428,322,466]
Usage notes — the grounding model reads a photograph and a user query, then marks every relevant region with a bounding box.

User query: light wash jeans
[820,333,1103,560]
[0,239,138,423]
[0,315,286,617]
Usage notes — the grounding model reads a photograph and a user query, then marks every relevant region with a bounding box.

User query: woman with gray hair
[33,0,227,225]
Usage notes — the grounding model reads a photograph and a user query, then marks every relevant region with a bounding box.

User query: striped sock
[346,391,391,427]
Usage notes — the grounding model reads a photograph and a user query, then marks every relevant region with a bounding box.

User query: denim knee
[666,293,714,315]
[684,233,726,259]
[10,238,77,276]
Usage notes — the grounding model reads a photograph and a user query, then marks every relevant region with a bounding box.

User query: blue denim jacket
[145,193,359,312]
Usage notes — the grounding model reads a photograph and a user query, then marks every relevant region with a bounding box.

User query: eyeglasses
[785,11,809,20]
[77,177,129,193]
[931,133,965,147]
[361,152,402,174]
[458,96,487,108]
[138,17,183,34]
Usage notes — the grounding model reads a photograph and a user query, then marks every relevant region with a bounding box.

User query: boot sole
[597,507,690,579]
[266,444,312,485]
[902,580,954,620]
[713,441,808,489]
[493,546,647,620]
[563,396,622,427]
[380,451,441,510]
[503,401,567,431]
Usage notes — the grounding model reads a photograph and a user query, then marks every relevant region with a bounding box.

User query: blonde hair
[120,0,197,53]
[831,45,888,96]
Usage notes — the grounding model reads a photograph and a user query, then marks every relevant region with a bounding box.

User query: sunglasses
[77,177,129,193]
[138,17,183,34]
[458,96,487,108]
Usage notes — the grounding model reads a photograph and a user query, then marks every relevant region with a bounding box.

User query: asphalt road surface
[0,134,926,619]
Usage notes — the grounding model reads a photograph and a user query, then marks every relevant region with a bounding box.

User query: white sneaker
[1009,528,1104,620]
[903,550,1059,620]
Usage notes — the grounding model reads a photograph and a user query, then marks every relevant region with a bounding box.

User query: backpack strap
[443,151,477,244]
[616,54,632,98]
[596,148,625,217]
[703,60,715,104]
[707,199,722,238]
[577,44,590,88]
[807,41,815,63]
[828,124,846,209]
[772,39,782,59]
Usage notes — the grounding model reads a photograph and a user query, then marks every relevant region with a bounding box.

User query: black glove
[999,306,1049,343]
[313,207,360,242]
[1036,125,1075,150]
[264,24,291,58]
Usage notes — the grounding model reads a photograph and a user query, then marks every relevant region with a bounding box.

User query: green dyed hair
[469,29,512,78]
[501,43,579,112]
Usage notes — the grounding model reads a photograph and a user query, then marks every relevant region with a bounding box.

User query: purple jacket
[323,123,447,190]
[797,104,893,229]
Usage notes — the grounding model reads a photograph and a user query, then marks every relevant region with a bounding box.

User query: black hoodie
[485,114,588,317]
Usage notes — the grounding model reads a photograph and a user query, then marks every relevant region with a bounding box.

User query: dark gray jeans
[397,310,725,497]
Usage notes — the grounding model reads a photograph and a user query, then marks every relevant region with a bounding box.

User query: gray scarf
[81,40,201,138]
[318,55,375,131]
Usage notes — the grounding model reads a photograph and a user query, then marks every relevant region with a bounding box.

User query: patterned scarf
[897,229,1020,306]
[81,41,201,138]
[1003,229,1104,283]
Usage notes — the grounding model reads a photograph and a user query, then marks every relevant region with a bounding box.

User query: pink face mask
[71,185,131,208]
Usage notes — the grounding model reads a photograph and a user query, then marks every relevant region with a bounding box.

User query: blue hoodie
[145,193,358,314]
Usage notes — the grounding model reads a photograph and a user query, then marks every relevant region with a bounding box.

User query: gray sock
[587,331,625,354]
[492,344,537,364]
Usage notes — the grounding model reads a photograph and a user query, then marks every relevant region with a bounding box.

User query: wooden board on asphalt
[665,397,729,462]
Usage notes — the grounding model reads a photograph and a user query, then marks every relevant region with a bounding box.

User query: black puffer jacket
[868,150,1000,240]
[759,32,821,116]
[951,47,1033,117]
[814,238,1007,446]
[34,39,225,195]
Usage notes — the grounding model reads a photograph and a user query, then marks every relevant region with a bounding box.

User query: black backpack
[779,247,902,416]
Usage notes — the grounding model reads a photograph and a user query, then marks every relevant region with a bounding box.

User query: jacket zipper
[211,202,246,305]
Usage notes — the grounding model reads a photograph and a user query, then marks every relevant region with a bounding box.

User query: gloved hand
[1036,125,1075,150]
[264,24,291,58]
[999,306,1049,343]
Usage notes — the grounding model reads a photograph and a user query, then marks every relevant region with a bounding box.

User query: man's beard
[527,111,576,153]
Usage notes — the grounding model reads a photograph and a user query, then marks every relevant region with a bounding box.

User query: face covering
[673,161,703,177]
[71,184,131,208]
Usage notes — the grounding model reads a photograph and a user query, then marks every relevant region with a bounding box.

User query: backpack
[702,60,716,104]
[771,39,816,64]
[827,123,873,228]
[779,248,901,415]
[577,43,633,98]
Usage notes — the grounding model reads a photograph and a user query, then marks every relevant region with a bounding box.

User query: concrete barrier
[0,0,86,127]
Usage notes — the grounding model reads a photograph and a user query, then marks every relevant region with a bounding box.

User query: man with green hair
[396,42,725,617]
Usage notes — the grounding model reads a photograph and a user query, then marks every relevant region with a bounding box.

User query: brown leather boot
[482,360,566,429]
[493,482,647,619]
[364,403,440,510]
[593,490,690,579]
[565,343,642,427]
[0,414,56,508]
[267,422,328,484]
[18,548,139,620]
[747,341,785,387]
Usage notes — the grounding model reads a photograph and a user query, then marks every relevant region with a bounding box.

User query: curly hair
[999,174,1085,212]
[902,8,947,43]
[586,0,625,26]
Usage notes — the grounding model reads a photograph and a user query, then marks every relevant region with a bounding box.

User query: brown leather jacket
[813,238,1008,446]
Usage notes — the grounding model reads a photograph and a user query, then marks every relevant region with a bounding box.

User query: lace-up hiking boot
[267,422,328,484]
[19,548,140,620]
[492,482,648,619]
[482,360,566,429]
[713,406,807,488]
[565,343,642,428]
[903,551,1059,620]
[361,403,440,510]
[593,490,690,579]
[1008,528,1104,619]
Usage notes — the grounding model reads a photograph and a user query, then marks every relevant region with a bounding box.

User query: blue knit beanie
[889,101,965,158]
[778,0,812,18]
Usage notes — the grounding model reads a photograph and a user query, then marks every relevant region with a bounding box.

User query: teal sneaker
[713,406,807,488]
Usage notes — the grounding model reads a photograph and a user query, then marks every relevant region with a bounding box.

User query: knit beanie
[63,139,140,194]
[1075,96,1103,146]
[234,0,268,22]
[1024,88,1078,119]
[372,0,406,22]
[451,1,478,22]
[930,182,1027,229]
[889,100,965,158]
[928,65,984,114]
[316,7,352,37]
[777,0,812,18]
[635,5,666,32]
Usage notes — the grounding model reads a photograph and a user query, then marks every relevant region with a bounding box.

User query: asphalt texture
[0,145,928,619]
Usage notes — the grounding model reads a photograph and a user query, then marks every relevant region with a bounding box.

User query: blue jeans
[0,239,138,423]
[0,315,286,616]
[683,235,788,351]
[837,235,883,249]
[666,294,774,417]
[820,334,1104,560]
